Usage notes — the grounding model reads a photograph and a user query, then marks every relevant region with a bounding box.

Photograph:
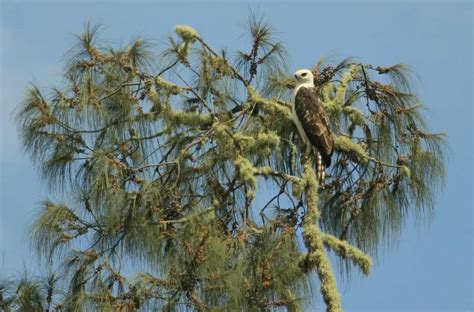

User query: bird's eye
[302,73,307,77]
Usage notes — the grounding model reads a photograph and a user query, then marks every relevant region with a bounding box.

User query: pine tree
[14,17,445,311]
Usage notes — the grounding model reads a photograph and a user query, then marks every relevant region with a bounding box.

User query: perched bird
[292,69,334,184]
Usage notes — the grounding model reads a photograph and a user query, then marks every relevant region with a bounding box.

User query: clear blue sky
[1,1,472,311]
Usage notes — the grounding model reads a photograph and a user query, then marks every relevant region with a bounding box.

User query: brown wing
[295,86,334,167]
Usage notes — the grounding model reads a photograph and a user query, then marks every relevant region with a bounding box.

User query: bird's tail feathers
[315,152,326,187]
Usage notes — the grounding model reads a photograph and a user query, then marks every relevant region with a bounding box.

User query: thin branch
[134,161,177,172]
[196,37,249,87]
[99,82,142,102]
[157,59,179,76]
[254,167,302,183]
[158,207,214,224]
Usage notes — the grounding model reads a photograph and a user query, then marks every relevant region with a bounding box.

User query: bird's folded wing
[294,87,334,166]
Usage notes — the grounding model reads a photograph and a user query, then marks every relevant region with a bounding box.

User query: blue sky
[0,1,472,311]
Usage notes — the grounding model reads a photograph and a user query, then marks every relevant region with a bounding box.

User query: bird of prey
[292,69,334,183]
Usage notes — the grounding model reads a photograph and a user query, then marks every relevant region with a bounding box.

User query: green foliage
[0,272,61,311]
[14,19,446,311]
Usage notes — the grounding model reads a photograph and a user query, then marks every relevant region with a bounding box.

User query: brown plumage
[294,86,334,168]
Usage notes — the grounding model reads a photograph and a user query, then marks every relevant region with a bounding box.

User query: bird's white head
[294,69,314,86]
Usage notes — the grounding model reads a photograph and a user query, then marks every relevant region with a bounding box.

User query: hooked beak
[294,74,298,79]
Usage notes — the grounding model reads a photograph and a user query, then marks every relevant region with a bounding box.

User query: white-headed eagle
[292,69,334,183]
